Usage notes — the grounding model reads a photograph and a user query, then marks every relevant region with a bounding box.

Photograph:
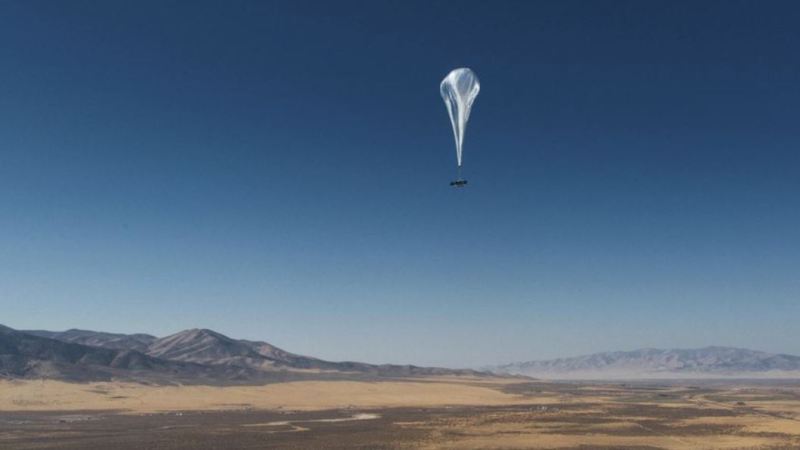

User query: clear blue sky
[1,1,798,368]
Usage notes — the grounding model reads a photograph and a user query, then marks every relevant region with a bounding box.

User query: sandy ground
[0,378,531,413]
[2,378,800,449]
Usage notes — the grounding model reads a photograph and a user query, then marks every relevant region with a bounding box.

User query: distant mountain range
[7,324,797,383]
[490,347,800,379]
[0,325,481,383]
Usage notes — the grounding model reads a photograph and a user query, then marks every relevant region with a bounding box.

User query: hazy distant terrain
[0,325,481,383]
[491,347,800,379]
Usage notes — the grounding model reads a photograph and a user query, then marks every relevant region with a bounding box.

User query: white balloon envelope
[440,67,480,187]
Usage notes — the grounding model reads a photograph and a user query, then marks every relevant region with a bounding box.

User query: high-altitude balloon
[440,68,480,187]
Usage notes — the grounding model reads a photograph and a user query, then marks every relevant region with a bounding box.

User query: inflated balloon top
[440,68,480,170]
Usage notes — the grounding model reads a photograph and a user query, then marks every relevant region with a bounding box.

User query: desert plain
[1,377,799,449]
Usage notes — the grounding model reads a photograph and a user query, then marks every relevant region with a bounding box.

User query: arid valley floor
[1,377,799,449]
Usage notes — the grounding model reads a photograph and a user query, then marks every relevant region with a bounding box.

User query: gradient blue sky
[1,0,798,367]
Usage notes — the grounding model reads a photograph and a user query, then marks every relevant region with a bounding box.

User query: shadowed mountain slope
[23,329,156,352]
[146,328,483,376]
[0,326,187,381]
[1,325,483,382]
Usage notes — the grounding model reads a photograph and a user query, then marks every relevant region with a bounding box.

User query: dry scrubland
[0,378,525,412]
[1,377,799,449]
